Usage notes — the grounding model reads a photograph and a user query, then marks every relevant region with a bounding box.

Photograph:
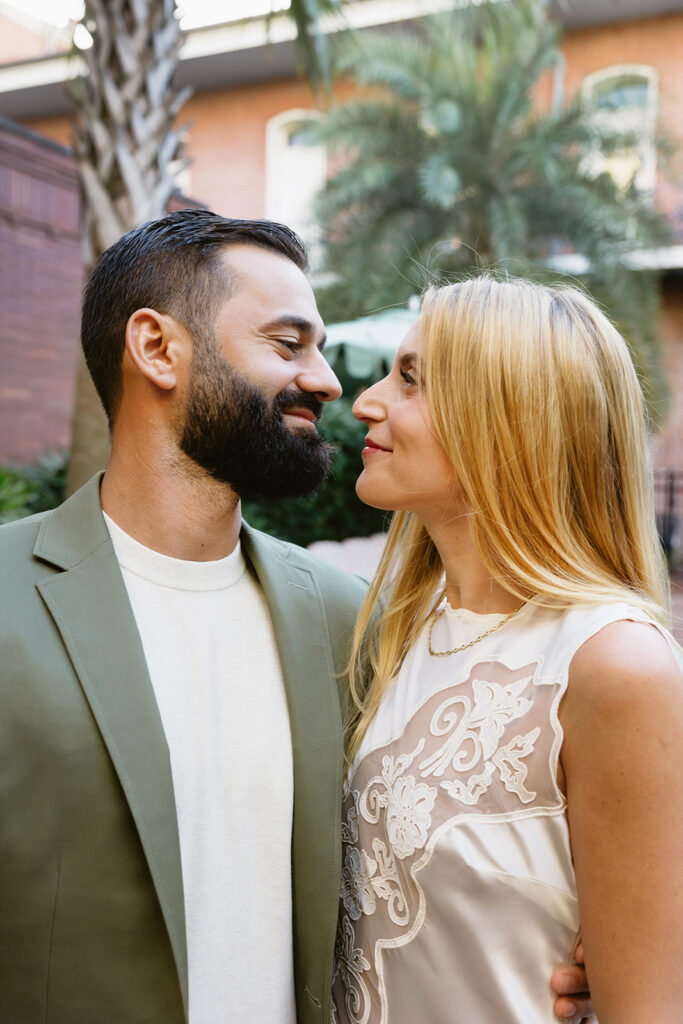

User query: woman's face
[353,321,462,520]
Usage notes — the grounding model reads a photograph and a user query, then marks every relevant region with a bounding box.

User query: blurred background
[0,0,681,632]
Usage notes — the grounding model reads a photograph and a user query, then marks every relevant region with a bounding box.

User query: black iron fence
[654,471,683,566]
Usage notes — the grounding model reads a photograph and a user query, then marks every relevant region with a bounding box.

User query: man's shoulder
[0,508,59,598]
[242,524,368,606]
[0,508,51,554]
[285,537,369,597]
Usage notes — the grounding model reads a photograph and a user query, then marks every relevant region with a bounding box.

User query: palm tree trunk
[65,0,190,495]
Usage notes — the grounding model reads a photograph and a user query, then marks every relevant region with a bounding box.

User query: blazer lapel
[33,477,188,1015]
[242,524,344,1013]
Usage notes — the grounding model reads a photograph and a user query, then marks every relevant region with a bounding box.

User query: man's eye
[400,368,416,385]
[278,339,300,353]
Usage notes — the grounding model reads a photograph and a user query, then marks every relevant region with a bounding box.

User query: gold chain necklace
[427,602,527,657]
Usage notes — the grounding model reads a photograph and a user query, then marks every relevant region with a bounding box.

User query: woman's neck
[425,513,521,614]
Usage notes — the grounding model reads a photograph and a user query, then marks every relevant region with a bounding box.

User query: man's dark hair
[80,208,308,422]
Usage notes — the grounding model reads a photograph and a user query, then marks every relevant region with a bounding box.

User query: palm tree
[66,0,344,495]
[65,0,188,493]
[313,0,670,410]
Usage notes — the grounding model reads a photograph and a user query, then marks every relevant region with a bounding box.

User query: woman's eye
[400,368,416,386]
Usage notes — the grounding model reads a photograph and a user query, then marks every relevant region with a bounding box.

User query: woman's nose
[353,377,388,422]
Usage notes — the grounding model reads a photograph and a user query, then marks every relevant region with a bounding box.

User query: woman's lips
[362,437,391,457]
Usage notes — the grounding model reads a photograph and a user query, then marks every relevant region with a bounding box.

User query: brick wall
[656,278,683,474]
[0,118,82,463]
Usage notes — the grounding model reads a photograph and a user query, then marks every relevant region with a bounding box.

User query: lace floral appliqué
[332,658,564,1024]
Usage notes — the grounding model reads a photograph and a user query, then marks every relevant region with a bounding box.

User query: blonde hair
[347,276,669,766]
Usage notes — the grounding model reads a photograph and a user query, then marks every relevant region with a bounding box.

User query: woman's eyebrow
[398,351,417,367]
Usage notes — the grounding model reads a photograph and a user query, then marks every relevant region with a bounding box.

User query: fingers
[554,995,596,1023]
[550,964,589,998]
[551,951,592,1023]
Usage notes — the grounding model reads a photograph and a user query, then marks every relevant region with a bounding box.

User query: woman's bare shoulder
[568,617,681,706]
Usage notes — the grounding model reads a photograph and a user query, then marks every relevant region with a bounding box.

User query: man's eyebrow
[260,315,327,350]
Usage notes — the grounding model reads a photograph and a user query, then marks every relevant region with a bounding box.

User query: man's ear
[124,308,187,392]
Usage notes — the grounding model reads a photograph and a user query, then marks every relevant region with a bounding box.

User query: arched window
[582,65,658,194]
[265,109,327,266]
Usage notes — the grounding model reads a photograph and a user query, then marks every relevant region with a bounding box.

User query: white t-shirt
[105,514,295,1024]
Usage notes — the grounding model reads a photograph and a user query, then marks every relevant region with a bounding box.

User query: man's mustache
[273,388,325,423]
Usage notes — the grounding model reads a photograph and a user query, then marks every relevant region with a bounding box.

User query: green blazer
[0,475,366,1024]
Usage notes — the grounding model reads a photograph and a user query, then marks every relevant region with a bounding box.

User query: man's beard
[178,342,334,501]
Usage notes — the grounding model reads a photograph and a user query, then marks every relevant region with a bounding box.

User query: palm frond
[339,27,433,101]
[287,0,346,92]
[314,0,670,407]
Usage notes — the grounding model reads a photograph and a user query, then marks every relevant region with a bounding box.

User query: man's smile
[283,407,318,426]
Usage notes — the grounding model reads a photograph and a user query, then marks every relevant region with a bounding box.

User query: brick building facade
[0,0,681,499]
[0,117,81,462]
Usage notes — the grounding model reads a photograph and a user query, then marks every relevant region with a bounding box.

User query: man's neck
[100,448,242,562]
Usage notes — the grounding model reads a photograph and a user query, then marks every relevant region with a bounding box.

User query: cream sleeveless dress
[331,598,682,1024]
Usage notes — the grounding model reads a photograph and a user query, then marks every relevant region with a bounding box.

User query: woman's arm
[561,619,683,1024]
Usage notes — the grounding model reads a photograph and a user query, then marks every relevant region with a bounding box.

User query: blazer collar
[33,474,189,1016]
[34,472,110,570]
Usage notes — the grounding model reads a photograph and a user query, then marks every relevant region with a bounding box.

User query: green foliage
[313,0,671,413]
[0,450,69,525]
[0,470,34,525]
[242,398,388,546]
[286,0,347,93]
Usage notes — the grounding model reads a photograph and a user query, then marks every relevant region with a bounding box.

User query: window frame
[581,64,659,195]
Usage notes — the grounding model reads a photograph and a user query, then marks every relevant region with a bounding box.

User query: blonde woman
[332,277,683,1024]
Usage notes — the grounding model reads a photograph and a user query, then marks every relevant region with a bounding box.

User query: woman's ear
[124,308,185,392]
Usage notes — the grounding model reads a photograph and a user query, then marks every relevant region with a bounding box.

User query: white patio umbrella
[324,302,420,380]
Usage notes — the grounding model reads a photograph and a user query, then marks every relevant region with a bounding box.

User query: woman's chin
[355,476,395,513]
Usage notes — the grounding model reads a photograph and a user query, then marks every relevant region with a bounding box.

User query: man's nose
[296,351,343,402]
